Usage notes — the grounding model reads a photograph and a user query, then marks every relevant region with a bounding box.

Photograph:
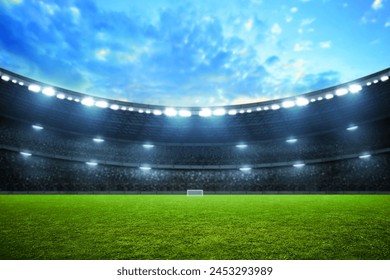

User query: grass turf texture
[0,194,389,260]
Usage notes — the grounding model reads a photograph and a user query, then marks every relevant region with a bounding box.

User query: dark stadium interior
[0,68,389,193]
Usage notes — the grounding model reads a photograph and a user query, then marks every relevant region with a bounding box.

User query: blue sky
[0,0,389,106]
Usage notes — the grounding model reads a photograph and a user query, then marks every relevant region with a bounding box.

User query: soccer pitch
[0,194,389,260]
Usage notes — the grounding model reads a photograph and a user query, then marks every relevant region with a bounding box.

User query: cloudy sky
[0,0,389,106]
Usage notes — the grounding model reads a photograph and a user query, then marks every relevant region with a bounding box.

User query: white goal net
[187,189,204,196]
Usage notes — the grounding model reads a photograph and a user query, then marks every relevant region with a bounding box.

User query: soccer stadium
[0,67,389,260]
[1,1,390,261]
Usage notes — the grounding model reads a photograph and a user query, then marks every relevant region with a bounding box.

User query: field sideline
[0,194,389,260]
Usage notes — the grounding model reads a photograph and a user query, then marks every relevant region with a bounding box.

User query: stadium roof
[1,67,389,117]
[0,67,389,144]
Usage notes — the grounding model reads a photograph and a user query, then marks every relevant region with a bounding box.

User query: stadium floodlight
[239,167,252,172]
[140,166,152,170]
[256,107,262,111]
[143,144,155,148]
[296,97,309,106]
[199,108,212,117]
[153,109,162,116]
[110,104,119,110]
[32,125,44,130]
[179,109,192,117]
[187,189,203,196]
[121,106,127,111]
[138,109,144,113]
[286,138,297,143]
[42,87,55,96]
[263,106,269,111]
[228,109,237,115]
[19,82,24,86]
[20,152,32,157]
[380,75,389,82]
[95,100,109,108]
[246,109,252,113]
[213,108,226,116]
[347,125,358,131]
[282,100,295,108]
[335,88,348,96]
[366,82,372,86]
[96,100,109,108]
[236,144,248,148]
[373,79,379,84]
[67,97,73,101]
[145,109,151,114]
[325,93,334,100]
[93,138,105,143]
[271,104,280,110]
[56,93,66,100]
[12,79,17,83]
[28,84,41,93]
[81,97,95,107]
[359,154,371,159]
[293,163,305,168]
[74,98,80,102]
[128,107,134,111]
[348,84,362,94]
[164,108,177,117]
[317,97,323,101]
[86,162,98,166]
[239,109,245,114]
[310,98,316,103]
[1,75,10,81]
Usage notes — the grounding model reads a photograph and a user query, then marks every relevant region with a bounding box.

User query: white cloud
[96,48,110,61]
[361,15,378,24]
[294,41,312,52]
[70,6,80,17]
[291,7,298,13]
[294,44,304,52]
[202,16,214,23]
[319,41,331,48]
[385,21,390,27]
[286,15,293,23]
[39,2,59,15]
[69,6,80,23]
[3,0,23,4]
[360,14,378,24]
[301,18,316,26]
[271,23,282,34]
[372,0,383,10]
[297,18,316,34]
[245,18,254,31]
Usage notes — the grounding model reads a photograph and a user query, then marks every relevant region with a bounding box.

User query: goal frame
[187,189,204,196]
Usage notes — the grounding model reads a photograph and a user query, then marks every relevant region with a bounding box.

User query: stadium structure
[0,67,390,194]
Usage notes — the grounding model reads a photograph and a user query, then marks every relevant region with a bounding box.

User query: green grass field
[0,194,389,260]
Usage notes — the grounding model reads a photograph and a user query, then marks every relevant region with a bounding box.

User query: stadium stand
[0,149,389,192]
[0,67,389,193]
[0,116,390,165]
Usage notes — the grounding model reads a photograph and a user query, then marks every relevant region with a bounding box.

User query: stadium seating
[0,116,390,165]
[0,149,389,192]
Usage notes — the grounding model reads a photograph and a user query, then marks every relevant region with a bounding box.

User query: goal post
[187,189,204,196]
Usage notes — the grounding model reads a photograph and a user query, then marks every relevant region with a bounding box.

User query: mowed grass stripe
[0,195,389,260]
